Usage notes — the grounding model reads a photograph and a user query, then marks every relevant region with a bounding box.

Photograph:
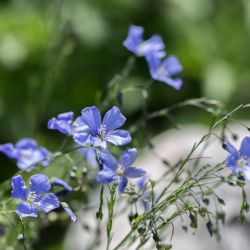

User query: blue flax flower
[123,25,165,57]
[75,106,132,148]
[96,148,146,192]
[48,111,88,137]
[146,52,183,90]
[0,138,50,171]
[11,174,76,222]
[225,137,250,180]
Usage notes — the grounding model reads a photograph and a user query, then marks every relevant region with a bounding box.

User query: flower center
[116,166,124,177]
[98,124,106,140]
[237,158,249,169]
[156,66,168,78]
[27,191,37,203]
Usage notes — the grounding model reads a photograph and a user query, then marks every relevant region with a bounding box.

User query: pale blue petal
[35,193,60,213]
[240,137,250,158]
[106,130,132,146]
[225,141,238,159]
[81,106,101,135]
[96,168,116,183]
[226,156,238,173]
[29,174,51,194]
[138,35,165,56]
[73,133,90,146]
[137,173,149,189]
[15,138,37,149]
[85,147,99,168]
[48,118,72,135]
[0,143,17,158]
[98,149,117,171]
[103,106,126,133]
[146,52,161,73]
[57,112,74,121]
[123,25,143,54]
[163,77,183,90]
[163,56,183,76]
[63,206,77,222]
[16,201,38,218]
[124,167,146,178]
[51,177,73,192]
[11,175,28,200]
[72,116,89,134]
[119,148,137,168]
[118,176,128,193]
[92,137,107,148]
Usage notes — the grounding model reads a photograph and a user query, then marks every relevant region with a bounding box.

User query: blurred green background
[1,0,250,179]
[1,0,250,249]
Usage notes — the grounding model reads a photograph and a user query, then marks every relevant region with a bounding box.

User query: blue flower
[225,137,250,180]
[11,174,76,222]
[146,52,183,90]
[123,25,165,57]
[96,148,146,193]
[0,138,51,171]
[75,106,132,148]
[11,174,60,218]
[48,111,88,136]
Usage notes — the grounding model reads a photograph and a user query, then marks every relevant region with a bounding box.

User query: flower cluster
[49,106,146,192]
[123,25,183,90]
[0,105,147,222]
[0,138,50,171]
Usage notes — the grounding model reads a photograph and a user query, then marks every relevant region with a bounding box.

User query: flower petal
[51,177,73,192]
[226,155,238,173]
[57,112,74,121]
[98,149,117,171]
[162,55,183,76]
[35,193,60,213]
[103,106,126,133]
[11,175,28,200]
[73,133,90,146]
[72,116,88,134]
[63,206,77,222]
[81,106,101,135]
[79,147,99,168]
[137,173,149,189]
[225,141,238,158]
[118,176,128,193]
[138,35,165,56]
[240,137,250,158]
[96,168,116,183]
[161,77,183,90]
[106,130,132,146]
[124,167,146,178]
[48,112,74,135]
[16,201,38,218]
[119,148,137,168]
[29,174,51,194]
[0,143,17,158]
[146,52,161,73]
[48,118,72,135]
[15,138,37,149]
[123,25,144,54]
